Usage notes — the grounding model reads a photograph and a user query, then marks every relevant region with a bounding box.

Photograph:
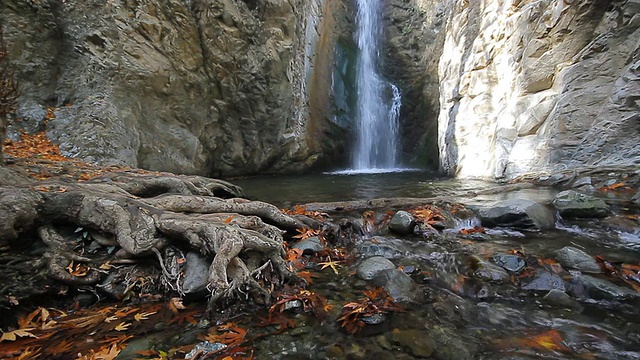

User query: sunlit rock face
[1,0,348,176]
[436,0,640,179]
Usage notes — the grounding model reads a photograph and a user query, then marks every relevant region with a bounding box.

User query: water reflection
[229,171,494,207]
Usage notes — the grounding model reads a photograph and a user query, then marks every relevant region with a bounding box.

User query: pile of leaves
[3,131,69,163]
[0,299,200,359]
[337,288,404,334]
[409,205,445,230]
[281,204,326,220]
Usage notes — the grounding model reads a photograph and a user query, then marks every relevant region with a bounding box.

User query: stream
[110,171,640,359]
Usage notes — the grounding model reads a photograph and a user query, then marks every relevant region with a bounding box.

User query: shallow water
[224,172,640,359]
[231,171,494,207]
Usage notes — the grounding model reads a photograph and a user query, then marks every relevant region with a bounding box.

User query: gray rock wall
[1,0,347,176]
[435,0,640,179]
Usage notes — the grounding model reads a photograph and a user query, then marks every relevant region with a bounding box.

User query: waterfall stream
[351,0,402,172]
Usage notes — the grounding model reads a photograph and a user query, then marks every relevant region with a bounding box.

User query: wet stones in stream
[388,210,416,235]
[467,255,510,283]
[553,190,611,218]
[475,199,555,230]
[520,269,566,292]
[356,237,403,259]
[356,256,396,280]
[553,246,602,273]
[569,272,639,301]
[293,236,324,254]
[492,254,526,273]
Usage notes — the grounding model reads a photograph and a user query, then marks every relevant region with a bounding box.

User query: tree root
[0,171,309,311]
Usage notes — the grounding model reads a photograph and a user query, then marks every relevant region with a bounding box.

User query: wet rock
[284,299,303,311]
[185,341,227,359]
[362,313,386,325]
[182,252,210,294]
[632,190,640,206]
[553,190,610,218]
[388,211,416,235]
[542,289,582,310]
[574,274,638,301]
[602,216,640,233]
[553,246,601,273]
[372,269,421,303]
[75,292,98,307]
[468,256,510,283]
[293,236,324,254]
[572,176,592,188]
[390,329,435,357]
[324,344,345,360]
[356,239,403,259]
[521,270,565,292]
[356,256,396,281]
[492,254,526,273]
[429,326,473,360]
[476,199,555,230]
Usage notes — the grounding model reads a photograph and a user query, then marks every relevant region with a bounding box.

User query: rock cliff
[1,0,347,176]
[433,0,640,178]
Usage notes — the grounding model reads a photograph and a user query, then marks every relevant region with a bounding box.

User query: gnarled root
[38,226,102,286]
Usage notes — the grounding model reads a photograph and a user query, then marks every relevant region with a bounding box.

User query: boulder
[468,255,510,283]
[542,289,582,310]
[522,270,565,292]
[476,199,555,230]
[182,252,211,294]
[492,254,526,273]
[388,211,416,235]
[553,246,601,273]
[573,274,638,301]
[553,190,610,218]
[293,236,324,254]
[372,269,421,303]
[356,256,396,281]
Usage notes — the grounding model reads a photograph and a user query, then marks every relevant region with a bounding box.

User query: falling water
[351,0,402,171]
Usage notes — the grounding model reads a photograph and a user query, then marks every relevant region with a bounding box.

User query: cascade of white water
[351,0,402,171]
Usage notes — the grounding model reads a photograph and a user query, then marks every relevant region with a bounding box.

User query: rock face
[436,0,640,178]
[0,0,349,176]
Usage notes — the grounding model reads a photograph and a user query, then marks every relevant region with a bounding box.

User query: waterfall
[351,0,402,171]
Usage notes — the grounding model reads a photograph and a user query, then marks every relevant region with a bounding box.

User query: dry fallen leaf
[134,311,157,322]
[114,322,131,331]
[0,328,37,342]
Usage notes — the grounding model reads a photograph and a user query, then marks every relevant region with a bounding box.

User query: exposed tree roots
[0,169,310,313]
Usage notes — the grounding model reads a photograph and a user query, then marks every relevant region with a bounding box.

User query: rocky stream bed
[2,163,640,360]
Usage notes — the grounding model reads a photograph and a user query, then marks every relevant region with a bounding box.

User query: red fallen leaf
[293,228,319,240]
[270,289,329,320]
[200,322,249,348]
[296,270,319,284]
[595,255,618,276]
[337,288,404,334]
[494,329,571,354]
[256,312,296,333]
[520,329,571,353]
[537,258,564,274]
[460,226,485,235]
